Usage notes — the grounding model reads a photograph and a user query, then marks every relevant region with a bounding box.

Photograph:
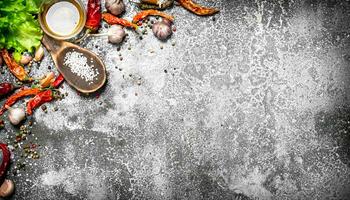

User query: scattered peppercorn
[41,105,47,111]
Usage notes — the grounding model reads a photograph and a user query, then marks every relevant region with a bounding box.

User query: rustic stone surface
[1,0,350,199]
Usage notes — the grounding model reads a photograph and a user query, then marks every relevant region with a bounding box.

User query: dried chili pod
[177,0,219,16]
[1,49,32,82]
[39,72,55,88]
[76,0,102,43]
[85,0,102,31]
[51,74,64,88]
[26,90,54,116]
[133,9,174,23]
[102,13,138,29]
[0,88,41,115]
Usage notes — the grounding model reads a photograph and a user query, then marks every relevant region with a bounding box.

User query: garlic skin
[162,18,172,26]
[0,179,15,198]
[7,107,26,125]
[34,45,44,62]
[152,20,172,40]
[108,25,126,44]
[105,0,125,16]
[20,54,33,65]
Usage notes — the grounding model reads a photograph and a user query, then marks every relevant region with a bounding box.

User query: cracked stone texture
[1,0,350,199]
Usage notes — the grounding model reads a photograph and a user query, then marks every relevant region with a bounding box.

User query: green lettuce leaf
[0,0,43,61]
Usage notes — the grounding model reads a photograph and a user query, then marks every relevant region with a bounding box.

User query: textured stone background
[1,0,350,199]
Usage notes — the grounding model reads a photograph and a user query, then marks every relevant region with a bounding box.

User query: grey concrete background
[1,0,350,199]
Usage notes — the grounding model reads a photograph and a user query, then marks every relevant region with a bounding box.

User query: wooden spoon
[42,34,106,94]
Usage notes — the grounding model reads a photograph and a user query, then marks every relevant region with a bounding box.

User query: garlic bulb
[20,53,33,65]
[152,20,172,40]
[34,45,44,62]
[108,25,126,44]
[105,0,125,16]
[7,106,25,125]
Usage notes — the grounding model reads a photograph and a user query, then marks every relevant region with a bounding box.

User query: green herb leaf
[0,0,43,59]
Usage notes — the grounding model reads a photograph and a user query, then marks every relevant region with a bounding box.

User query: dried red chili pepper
[0,88,41,115]
[85,0,102,32]
[51,74,64,88]
[177,0,219,16]
[0,83,15,96]
[25,73,63,116]
[1,49,32,82]
[0,143,10,178]
[26,90,53,116]
[102,13,138,29]
[133,9,174,23]
[39,72,55,88]
[75,0,102,43]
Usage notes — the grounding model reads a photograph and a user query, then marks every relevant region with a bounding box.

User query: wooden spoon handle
[41,34,63,56]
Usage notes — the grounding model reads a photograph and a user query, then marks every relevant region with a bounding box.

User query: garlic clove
[6,106,26,125]
[108,25,126,44]
[34,45,44,62]
[20,53,33,65]
[0,179,15,198]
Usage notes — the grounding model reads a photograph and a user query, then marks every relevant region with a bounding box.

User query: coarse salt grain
[64,51,99,84]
